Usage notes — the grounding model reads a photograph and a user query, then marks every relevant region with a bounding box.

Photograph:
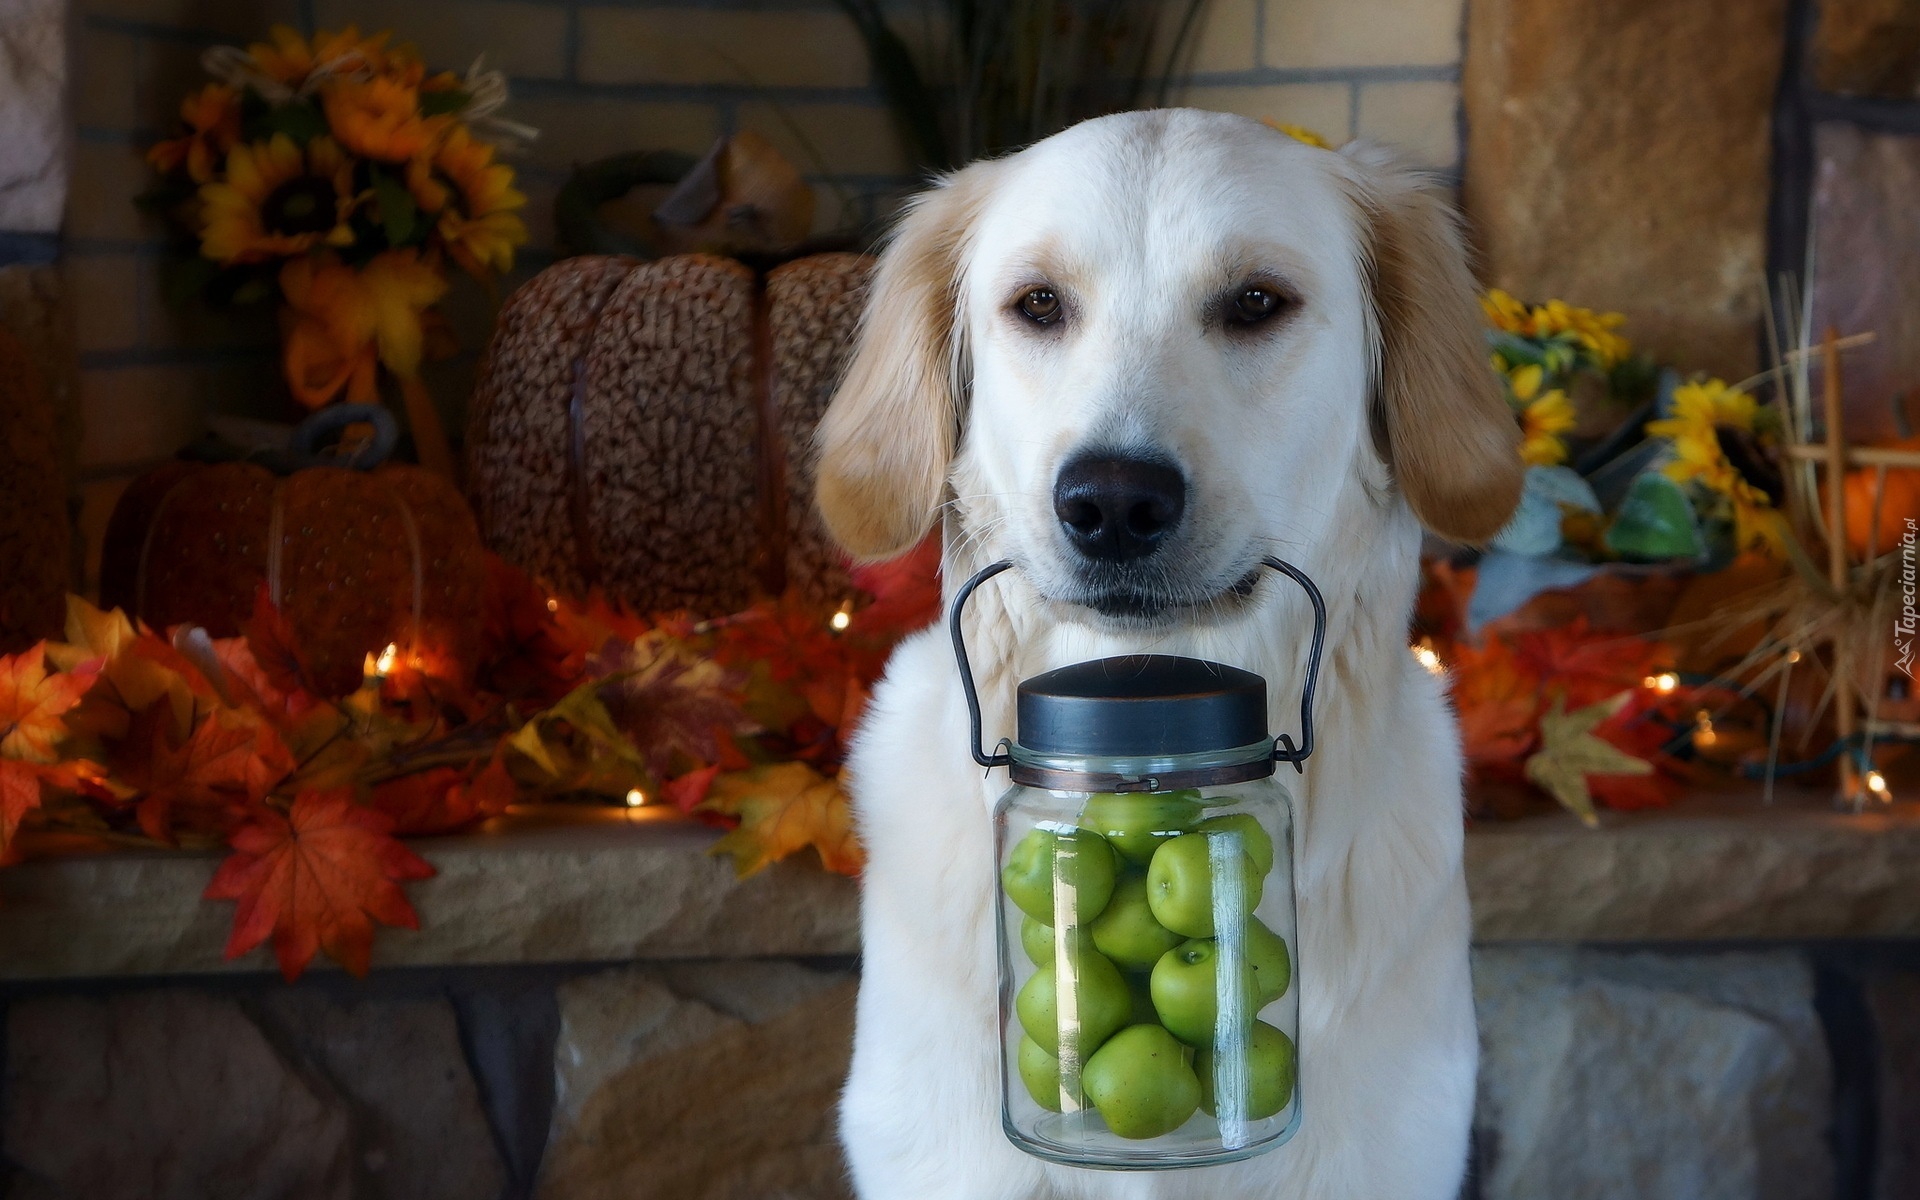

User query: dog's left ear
[814,162,1001,561]
[1341,143,1523,544]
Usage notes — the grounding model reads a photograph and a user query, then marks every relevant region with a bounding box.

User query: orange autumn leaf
[1445,637,1540,767]
[847,533,942,640]
[242,587,319,700]
[699,761,862,877]
[0,759,42,863]
[116,707,296,843]
[370,752,515,835]
[0,643,100,765]
[205,789,435,980]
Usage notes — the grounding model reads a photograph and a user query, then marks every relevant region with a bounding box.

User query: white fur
[829,110,1489,1199]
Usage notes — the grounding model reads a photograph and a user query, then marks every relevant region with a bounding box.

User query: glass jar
[954,557,1322,1171]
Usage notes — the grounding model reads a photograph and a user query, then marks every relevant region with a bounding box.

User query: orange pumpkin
[1833,436,1920,558]
[100,412,486,696]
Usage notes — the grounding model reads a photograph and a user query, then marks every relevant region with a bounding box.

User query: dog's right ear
[815,164,999,560]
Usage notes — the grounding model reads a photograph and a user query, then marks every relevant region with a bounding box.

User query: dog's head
[815,110,1521,624]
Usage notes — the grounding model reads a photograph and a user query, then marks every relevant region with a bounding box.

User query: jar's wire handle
[1261,556,1325,772]
[948,556,1326,773]
[950,560,1015,769]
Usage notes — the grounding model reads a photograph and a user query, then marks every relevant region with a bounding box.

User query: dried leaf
[1523,692,1654,828]
[204,789,435,980]
[1446,637,1540,767]
[242,587,317,700]
[114,707,295,843]
[371,753,514,835]
[700,762,862,877]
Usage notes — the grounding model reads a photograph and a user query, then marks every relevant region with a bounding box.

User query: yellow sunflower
[198,135,358,264]
[322,75,449,162]
[246,24,392,88]
[1481,290,1632,369]
[1646,379,1785,556]
[1508,362,1546,403]
[147,84,241,184]
[1519,389,1576,466]
[407,126,527,278]
[1482,288,1531,335]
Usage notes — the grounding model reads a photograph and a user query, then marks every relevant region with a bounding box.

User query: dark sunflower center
[1715,425,1784,506]
[262,177,337,236]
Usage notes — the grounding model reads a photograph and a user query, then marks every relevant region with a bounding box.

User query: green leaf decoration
[371,168,418,247]
[1493,466,1600,557]
[1524,692,1652,828]
[1603,471,1705,562]
[259,101,328,144]
[418,88,470,117]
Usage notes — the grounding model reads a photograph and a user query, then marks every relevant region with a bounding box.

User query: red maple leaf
[370,753,515,836]
[242,587,318,701]
[1445,636,1542,767]
[0,759,42,864]
[476,554,582,704]
[1512,618,1672,710]
[662,764,721,814]
[205,790,435,980]
[847,533,942,641]
[116,707,296,844]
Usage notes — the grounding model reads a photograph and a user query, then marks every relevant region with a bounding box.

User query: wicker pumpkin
[466,251,872,616]
[0,324,69,652]
[100,412,487,696]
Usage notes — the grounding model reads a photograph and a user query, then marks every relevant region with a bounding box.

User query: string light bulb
[625,788,647,808]
[829,602,852,633]
[1785,648,1802,664]
[374,643,399,676]
[1865,770,1890,801]
[1692,710,1717,748]
[1644,671,1679,695]
[545,597,560,613]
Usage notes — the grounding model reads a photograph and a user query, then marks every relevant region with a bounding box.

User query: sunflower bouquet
[1468,290,1787,628]
[143,26,533,475]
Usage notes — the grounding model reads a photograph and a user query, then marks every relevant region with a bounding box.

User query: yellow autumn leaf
[49,597,197,735]
[1523,692,1652,828]
[700,762,863,878]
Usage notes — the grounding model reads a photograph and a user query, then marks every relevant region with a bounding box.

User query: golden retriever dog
[814,109,1522,1199]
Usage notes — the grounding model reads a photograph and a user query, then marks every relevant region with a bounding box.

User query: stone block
[1816,0,1920,98]
[81,0,300,39]
[1472,947,1832,1200]
[736,102,910,180]
[65,140,165,244]
[0,0,67,234]
[1865,969,1920,1199]
[1808,124,1920,442]
[536,960,858,1200]
[1463,0,1788,380]
[313,0,570,81]
[1356,79,1459,170]
[508,97,721,175]
[62,254,141,353]
[1263,0,1463,70]
[1176,82,1353,144]
[72,28,139,133]
[252,992,507,1200]
[3,991,356,1199]
[1163,0,1258,75]
[577,9,869,88]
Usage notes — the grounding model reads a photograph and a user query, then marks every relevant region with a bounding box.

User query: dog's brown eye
[1231,287,1284,324]
[1018,288,1062,324]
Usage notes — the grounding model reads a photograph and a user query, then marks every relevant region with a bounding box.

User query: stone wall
[5,946,1914,1199]
[58,0,1470,593]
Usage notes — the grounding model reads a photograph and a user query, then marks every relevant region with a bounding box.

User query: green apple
[1245,917,1292,1006]
[1149,938,1261,1047]
[1017,1035,1064,1112]
[1195,1020,1295,1120]
[1003,826,1117,925]
[1020,916,1052,967]
[1083,1024,1203,1139]
[1089,872,1185,971]
[1146,833,1263,938]
[1082,790,1203,865]
[1196,813,1275,876]
[1015,948,1132,1058]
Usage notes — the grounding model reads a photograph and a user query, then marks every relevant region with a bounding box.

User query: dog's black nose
[1053,455,1186,561]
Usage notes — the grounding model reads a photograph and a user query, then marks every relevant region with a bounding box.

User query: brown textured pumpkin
[465,251,872,615]
[100,459,487,696]
[0,324,69,652]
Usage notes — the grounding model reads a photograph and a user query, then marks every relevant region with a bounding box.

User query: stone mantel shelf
[2,798,1918,981]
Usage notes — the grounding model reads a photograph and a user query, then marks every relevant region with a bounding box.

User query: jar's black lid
[1015,655,1269,758]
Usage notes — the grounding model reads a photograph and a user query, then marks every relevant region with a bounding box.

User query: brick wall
[63,0,1465,590]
